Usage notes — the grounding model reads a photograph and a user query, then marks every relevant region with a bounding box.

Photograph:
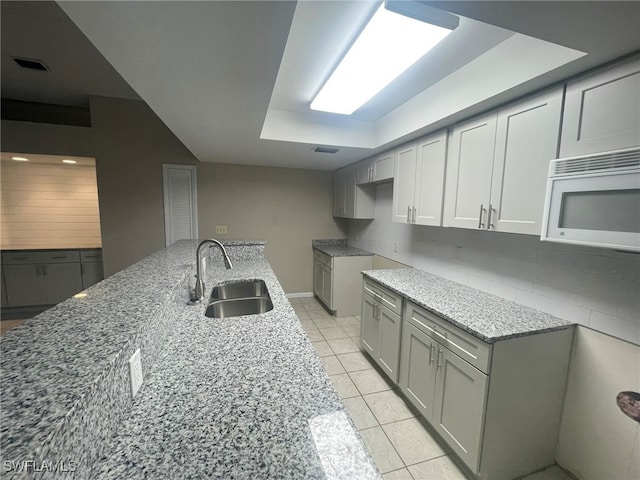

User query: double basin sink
[205,279,273,318]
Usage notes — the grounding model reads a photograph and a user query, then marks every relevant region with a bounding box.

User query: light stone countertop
[312,239,373,258]
[363,268,573,344]
[0,240,379,479]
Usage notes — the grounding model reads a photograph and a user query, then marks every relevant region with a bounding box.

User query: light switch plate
[129,348,143,398]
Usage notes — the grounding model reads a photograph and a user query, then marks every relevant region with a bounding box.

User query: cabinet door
[443,113,497,229]
[333,169,347,217]
[43,263,82,304]
[356,159,374,185]
[4,265,46,306]
[313,259,322,298]
[373,151,394,182]
[399,321,438,420]
[392,141,418,223]
[344,165,357,219]
[560,57,640,157]
[321,264,333,309]
[360,293,379,356]
[378,306,402,383]
[414,131,448,226]
[490,88,563,235]
[1,267,8,308]
[81,262,103,290]
[432,347,488,473]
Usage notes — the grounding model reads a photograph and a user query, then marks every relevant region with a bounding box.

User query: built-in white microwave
[541,147,640,252]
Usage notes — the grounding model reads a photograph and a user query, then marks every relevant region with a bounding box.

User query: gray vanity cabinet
[360,278,403,382]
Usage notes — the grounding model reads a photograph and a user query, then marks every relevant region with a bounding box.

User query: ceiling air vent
[313,146,339,154]
[12,57,49,72]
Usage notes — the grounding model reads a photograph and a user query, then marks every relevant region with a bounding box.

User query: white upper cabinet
[443,113,498,230]
[392,141,418,223]
[444,87,563,235]
[560,56,640,157]
[392,131,448,226]
[333,164,375,219]
[357,150,394,185]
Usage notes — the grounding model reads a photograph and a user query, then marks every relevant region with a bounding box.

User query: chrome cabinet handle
[412,207,416,224]
[437,349,443,369]
[478,204,486,229]
[429,343,435,365]
[407,206,411,223]
[487,204,495,230]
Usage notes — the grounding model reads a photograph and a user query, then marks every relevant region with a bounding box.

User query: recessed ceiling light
[310,2,456,115]
[62,159,77,164]
[11,156,30,162]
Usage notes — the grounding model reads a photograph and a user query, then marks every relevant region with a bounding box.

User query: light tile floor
[290,296,576,480]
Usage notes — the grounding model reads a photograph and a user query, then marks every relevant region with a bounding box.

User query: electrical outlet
[393,241,399,253]
[129,349,143,398]
[215,225,227,234]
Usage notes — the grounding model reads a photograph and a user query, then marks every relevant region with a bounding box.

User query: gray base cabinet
[2,249,103,308]
[313,251,372,317]
[399,301,573,479]
[360,278,403,383]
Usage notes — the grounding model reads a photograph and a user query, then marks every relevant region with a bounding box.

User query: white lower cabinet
[360,278,403,382]
[399,301,573,480]
[314,251,373,317]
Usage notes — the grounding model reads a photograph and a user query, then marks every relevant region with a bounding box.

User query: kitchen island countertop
[0,240,379,479]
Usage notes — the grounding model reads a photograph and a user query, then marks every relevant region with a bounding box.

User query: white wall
[556,327,639,480]
[349,183,639,345]
[348,183,640,480]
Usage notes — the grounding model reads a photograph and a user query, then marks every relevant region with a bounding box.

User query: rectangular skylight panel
[310,3,453,115]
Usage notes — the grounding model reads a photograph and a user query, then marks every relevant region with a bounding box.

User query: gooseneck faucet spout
[190,239,233,304]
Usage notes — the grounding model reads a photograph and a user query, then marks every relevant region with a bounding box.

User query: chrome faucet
[189,239,233,304]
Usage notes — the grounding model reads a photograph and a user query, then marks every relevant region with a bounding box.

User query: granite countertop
[363,268,572,344]
[312,239,372,258]
[96,260,378,479]
[1,240,379,479]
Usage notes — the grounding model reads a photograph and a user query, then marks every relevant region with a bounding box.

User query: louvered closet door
[163,165,198,246]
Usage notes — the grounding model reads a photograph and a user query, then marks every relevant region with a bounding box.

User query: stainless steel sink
[205,280,273,318]
[205,297,274,318]
[209,279,269,301]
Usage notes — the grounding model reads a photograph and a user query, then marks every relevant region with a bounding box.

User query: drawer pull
[14,256,29,260]
[51,256,67,260]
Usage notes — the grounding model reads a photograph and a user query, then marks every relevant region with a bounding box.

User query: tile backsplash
[349,184,639,345]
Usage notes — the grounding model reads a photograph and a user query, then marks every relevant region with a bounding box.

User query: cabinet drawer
[363,278,402,316]
[2,250,80,264]
[406,301,492,373]
[81,250,103,262]
[314,250,332,269]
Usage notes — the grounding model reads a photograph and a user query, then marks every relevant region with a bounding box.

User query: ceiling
[2,1,639,171]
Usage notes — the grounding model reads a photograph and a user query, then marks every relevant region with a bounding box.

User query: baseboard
[286,292,314,299]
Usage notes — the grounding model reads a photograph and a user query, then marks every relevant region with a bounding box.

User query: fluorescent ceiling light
[62,159,77,164]
[11,156,29,161]
[310,3,455,115]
